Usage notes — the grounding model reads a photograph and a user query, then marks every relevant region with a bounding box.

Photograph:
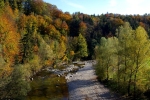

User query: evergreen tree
[76,34,88,59]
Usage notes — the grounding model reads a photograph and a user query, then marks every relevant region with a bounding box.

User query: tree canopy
[1,0,150,99]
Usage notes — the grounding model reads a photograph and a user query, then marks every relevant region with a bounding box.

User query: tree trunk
[106,65,109,81]
[127,69,133,96]
[133,69,138,99]
[133,52,140,99]
[117,54,120,90]
[106,57,110,81]
[123,55,127,83]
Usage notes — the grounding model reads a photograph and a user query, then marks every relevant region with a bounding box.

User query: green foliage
[95,22,150,99]
[29,55,42,74]
[21,14,38,63]
[4,64,31,99]
[0,0,4,10]
[76,34,88,59]
[38,35,54,60]
[95,37,118,81]
[2,0,150,99]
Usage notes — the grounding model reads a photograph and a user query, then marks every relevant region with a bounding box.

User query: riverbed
[67,61,119,100]
[26,61,119,100]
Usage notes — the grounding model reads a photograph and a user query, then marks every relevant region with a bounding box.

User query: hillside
[1,0,150,99]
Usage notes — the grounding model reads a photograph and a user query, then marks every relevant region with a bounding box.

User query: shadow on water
[26,70,69,100]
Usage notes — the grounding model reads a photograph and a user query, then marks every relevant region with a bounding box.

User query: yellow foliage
[46,24,60,39]
[61,36,67,42]
[70,51,75,56]
[60,12,72,21]
[0,11,20,64]
[58,41,66,58]
[54,18,62,29]
[44,60,53,66]
[37,15,48,28]
[5,5,16,20]
[53,65,56,68]
[62,55,68,61]
[33,45,39,52]
[0,63,13,78]
[29,55,42,73]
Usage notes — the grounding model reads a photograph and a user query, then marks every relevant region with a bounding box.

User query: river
[26,61,121,100]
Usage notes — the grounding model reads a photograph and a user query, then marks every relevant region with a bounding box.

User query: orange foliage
[46,24,57,34]
[37,15,47,26]
[4,5,16,20]
[18,14,27,31]
[139,22,145,28]
[0,14,20,63]
[33,45,38,52]
[0,6,20,77]
[79,21,87,30]
[53,9,63,18]
[61,36,67,42]
[61,12,72,21]
[70,51,75,56]
[44,60,53,66]
[45,24,60,39]
[79,21,87,34]
[54,18,62,29]
[112,18,124,27]
[61,21,69,31]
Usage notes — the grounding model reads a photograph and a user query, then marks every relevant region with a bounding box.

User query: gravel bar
[66,61,119,100]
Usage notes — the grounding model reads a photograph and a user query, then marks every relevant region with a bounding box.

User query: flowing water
[26,62,85,100]
[26,69,69,100]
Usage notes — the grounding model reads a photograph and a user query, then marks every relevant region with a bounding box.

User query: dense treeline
[95,22,150,99]
[69,12,150,59]
[1,0,150,99]
[0,0,88,99]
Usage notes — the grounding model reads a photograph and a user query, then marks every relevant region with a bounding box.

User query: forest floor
[66,61,121,100]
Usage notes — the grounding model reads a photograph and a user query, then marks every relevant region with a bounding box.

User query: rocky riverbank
[66,61,119,100]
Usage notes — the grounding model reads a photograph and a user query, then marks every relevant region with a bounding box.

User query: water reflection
[26,62,86,100]
[26,70,68,100]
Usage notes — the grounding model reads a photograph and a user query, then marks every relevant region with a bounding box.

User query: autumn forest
[1,0,150,99]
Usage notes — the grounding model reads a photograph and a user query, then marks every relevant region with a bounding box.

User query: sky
[44,0,150,15]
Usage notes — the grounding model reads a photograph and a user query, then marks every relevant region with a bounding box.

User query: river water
[26,61,126,100]
[26,61,87,100]
[26,69,69,100]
